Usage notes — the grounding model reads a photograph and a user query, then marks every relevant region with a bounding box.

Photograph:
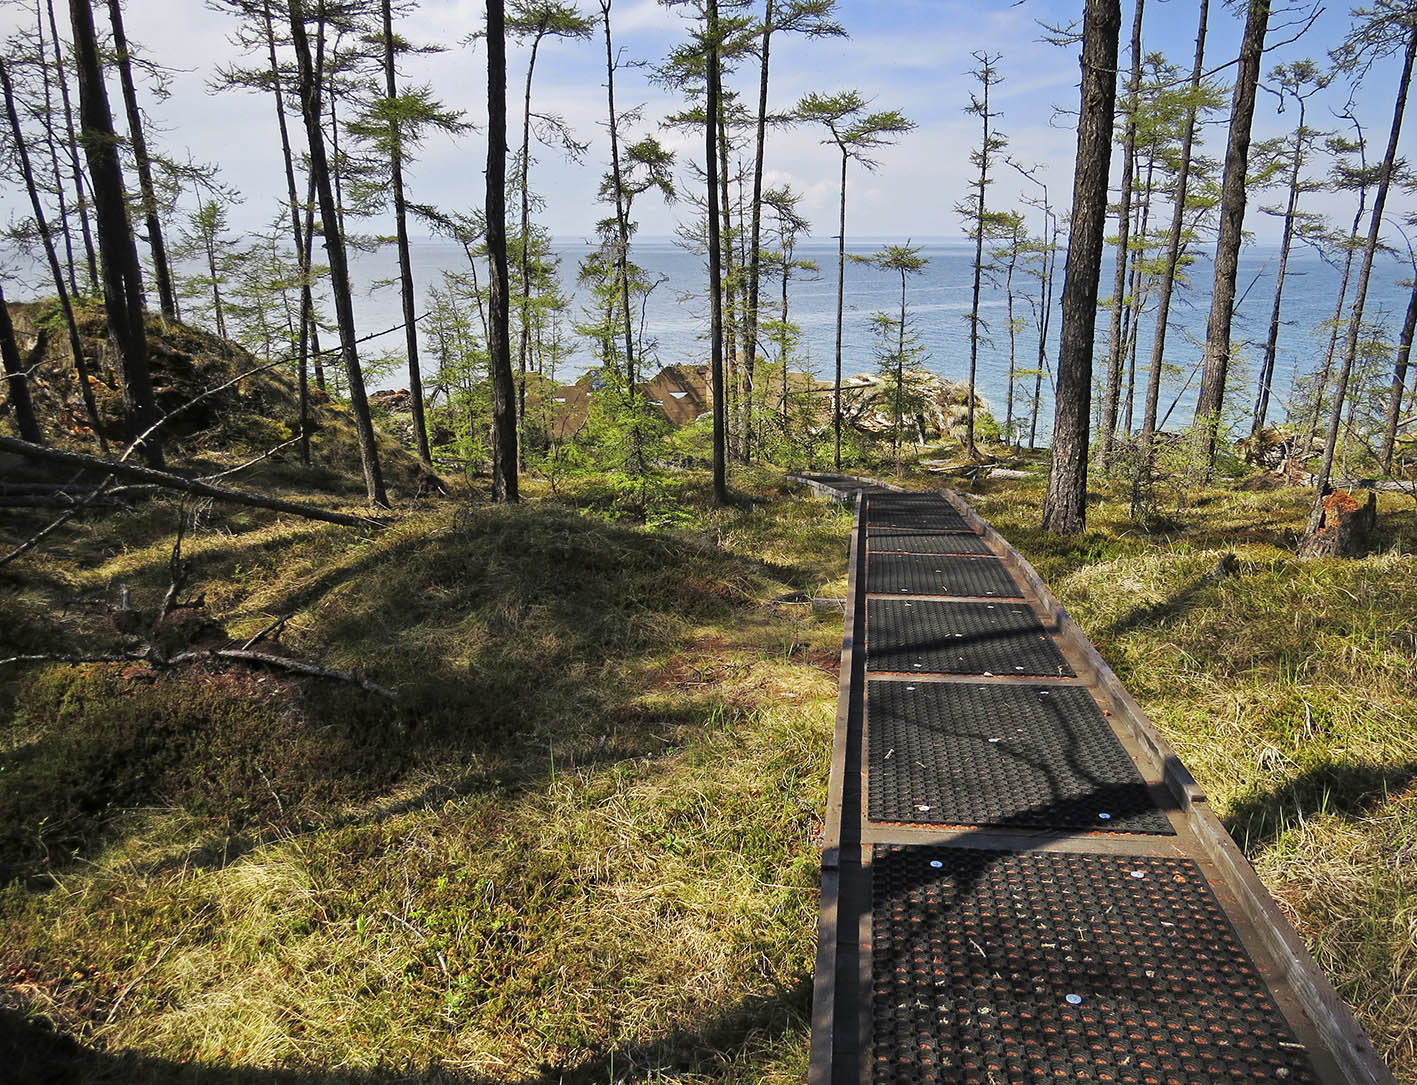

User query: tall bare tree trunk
[47,0,98,295]
[745,0,773,467]
[1101,0,1144,456]
[707,0,728,502]
[1251,119,1304,435]
[717,104,739,462]
[68,0,161,465]
[1132,0,1207,517]
[0,56,105,450]
[517,31,543,471]
[36,3,78,296]
[107,0,175,320]
[288,0,387,506]
[1308,22,1417,531]
[1042,0,1120,535]
[0,281,43,443]
[1380,278,1417,469]
[600,2,636,395]
[1192,0,1270,473]
[486,0,518,503]
[832,148,846,469]
[382,0,431,468]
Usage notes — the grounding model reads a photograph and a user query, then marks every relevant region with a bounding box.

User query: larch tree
[1308,0,1417,535]
[859,242,928,474]
[956,50,1006,458]
[1380,217,1417,468]
[288,0,388,506]
[0,53,105,448]
[1100,0,1144,456]
[1250,59,1329,436]
[487,0,519,503]
[507,0,594,457]
[1191,0,1271,474]
[795,88,913,469]
[742,0,842,463]
[1041,0,1121,535]
[45,0,99,294]
[1132,0,1209,518]
[106,0,177,319]
[68,0,162,465]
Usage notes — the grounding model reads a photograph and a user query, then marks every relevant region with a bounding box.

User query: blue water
[345,235,1413,445]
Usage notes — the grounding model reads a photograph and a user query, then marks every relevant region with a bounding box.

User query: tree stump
[1298,490,1378,559]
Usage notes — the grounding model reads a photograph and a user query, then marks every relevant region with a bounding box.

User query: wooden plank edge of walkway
[797,475,1394,1085]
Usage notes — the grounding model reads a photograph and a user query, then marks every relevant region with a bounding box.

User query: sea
[342,235,1415,445]
[15,234,1414,445]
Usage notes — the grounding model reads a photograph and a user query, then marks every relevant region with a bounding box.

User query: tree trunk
[0,282,43,443]
[1042,0,1120,535]
[1004,231,1018,440]
[288,0,387,506]
[717,107,739,463]
[600,2,636,397]
[68,0,162,466]
[486,0,518,503]
[745,0,773,467]
[965,65,991,458]
[707,0,728,503]
[382,0,432,468]
[518,31,544,473]
[36,4,78,297]
[1192,0,1270,473]
[47,0,99,295]
[1133,0,1207,517]
[1252,101,1307,436]
[1101,0,1144,456]
[1380,276,1417,469]
[261,0,312,466]
[0,55,105,450]
[1308,22,1417,532]
[107,0,176,320]
[832,148,846,469]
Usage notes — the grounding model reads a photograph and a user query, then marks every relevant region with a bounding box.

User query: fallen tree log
[0,435,384,529]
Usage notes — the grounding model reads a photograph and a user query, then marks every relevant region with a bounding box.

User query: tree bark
[832,147,846,469]
[0,282,43,443]
[745,0,773,466]
[518,29,544,472]
[1380,276,1417,469]
[0,55,105,450]
[1308,22,1417,531]
[47,0,99,295]
[707,0,728,502]
[1192,0,1270,472]
[1101,0,1144,456]
[1132,0,1207,517]
[107,0,176,320]
[1042,0,1120,535]
[288,0,387,506]
[69,0,162,465]
[1252,112,1304,436]
[261,0,312,466]
[382,0,432,468]
[486,0,519,503]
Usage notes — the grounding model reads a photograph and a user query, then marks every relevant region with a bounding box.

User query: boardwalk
[794,475,1392,1085]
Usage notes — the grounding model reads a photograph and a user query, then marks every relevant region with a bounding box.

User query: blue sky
[2,0,1414,246]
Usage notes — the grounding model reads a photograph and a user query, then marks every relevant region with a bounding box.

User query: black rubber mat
[865,496,971,532]
[866,681,1172,833]
[867,600,1074,677]
[868,531,993,556]
[871,847,1319,1084]
[867,554,1022,598]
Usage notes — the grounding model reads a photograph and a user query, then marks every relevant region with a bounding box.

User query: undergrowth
[0,467,850,1082]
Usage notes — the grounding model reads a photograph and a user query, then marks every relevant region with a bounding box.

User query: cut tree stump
[1298,489,1377,559]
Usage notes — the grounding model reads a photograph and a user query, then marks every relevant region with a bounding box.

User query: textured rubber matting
[868,531,993,556]
[871,847,1319,1085]
[867,600,1074,677]
[866,682,1172,833]
[868,554,1022,598]
[865,496,971,532]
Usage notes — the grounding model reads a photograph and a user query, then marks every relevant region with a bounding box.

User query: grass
[962,465,1417,1081]
[1,465,851,1082]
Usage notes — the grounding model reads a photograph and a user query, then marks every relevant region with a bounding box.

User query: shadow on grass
[0,973,810,1084]
[0,501,822,883]
[1225,757,1417,856]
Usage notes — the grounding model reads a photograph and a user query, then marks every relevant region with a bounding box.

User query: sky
[2,0,1415,247]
